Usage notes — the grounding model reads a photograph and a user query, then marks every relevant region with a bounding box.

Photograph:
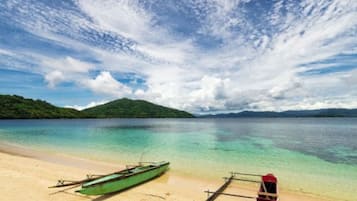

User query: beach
[0,143,331,201]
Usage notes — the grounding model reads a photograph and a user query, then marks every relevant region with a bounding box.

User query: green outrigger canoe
[50,161,169,195]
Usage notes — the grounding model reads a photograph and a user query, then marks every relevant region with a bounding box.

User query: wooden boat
[50,161,170,195]
[77,161,169,195]
[205,172,278,201]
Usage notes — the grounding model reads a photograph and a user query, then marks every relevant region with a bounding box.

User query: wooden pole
[205,191,256,199]
[226,177,260,183]
[230,172,263,177]
[206,176,233,201]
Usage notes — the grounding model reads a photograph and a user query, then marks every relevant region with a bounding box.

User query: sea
[0,118,356,200]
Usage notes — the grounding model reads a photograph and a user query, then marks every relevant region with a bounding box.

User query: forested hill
[81,98,193,118]
[0,95,194,119]
[0,95,80,119]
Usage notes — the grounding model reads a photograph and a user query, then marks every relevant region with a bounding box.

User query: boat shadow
[49,185,92,200]
[92,192,119,201]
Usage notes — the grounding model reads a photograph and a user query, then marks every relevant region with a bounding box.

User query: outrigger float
[49,161,169,195]
[205,172,278,201]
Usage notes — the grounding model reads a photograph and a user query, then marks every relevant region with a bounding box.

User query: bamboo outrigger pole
[205,191,256,200]
[205,176,233,201]
[49,178,97,188]
[230,172,263,177]
[49,166,140,188]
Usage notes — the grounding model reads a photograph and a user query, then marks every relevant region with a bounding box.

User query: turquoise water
[0,118,356,200]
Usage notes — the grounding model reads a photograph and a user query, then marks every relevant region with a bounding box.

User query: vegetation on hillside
[82,98,193,118]
[0,95,194,119]
[0,95,80,119]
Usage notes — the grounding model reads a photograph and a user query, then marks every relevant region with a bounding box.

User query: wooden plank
[205,191,255,199]
[257,192,278,197]
[228,177,260,183]
[231,172,263,177]
[206,176,233,201]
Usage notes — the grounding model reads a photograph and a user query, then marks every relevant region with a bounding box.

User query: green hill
[0,95,80,119]
[82,98,194,118]
[0,95,194,119]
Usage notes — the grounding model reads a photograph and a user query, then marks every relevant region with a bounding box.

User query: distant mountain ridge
[200,109,357,118]
[0,95,193,119]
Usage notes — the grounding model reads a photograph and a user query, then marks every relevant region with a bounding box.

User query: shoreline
[0,142,333,201]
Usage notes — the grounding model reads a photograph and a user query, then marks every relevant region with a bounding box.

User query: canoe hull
[77,162,169,195]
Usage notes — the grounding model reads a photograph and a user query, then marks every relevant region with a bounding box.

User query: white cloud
[82,71,132,97]
[40,56,95,87]
[42,56,94,73]
[345,69,357,86]
[64,100,109,111]
[77,0,153,42]
[0,48,15,56]
[44,70,65,88]
[189,76,230,111]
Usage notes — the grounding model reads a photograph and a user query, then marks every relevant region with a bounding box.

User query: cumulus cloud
[82,71,132,97]
[189,76,230,111]
[41,56,95,87]
[44,70,65,88]
[65,100,109,111]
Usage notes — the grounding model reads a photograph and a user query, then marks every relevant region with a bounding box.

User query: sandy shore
[0,143,331,201]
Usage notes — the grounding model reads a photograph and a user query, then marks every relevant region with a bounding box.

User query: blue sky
[0,0,356,113]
